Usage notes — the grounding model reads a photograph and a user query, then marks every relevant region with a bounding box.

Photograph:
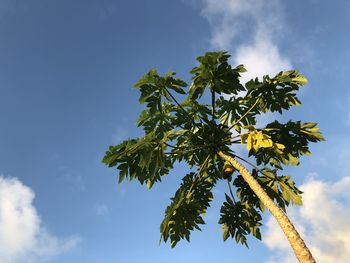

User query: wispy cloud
[62,172,86,191]
[199,0,292,83]
[98,0,118,21]
[94,203,109,217]
[263,175,350,263]
[57,164,86,192]
[0,176,80,263]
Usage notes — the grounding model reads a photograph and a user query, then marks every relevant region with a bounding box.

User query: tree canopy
[102,51,324,249]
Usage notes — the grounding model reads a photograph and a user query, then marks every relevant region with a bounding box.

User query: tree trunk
[217,151,316,263]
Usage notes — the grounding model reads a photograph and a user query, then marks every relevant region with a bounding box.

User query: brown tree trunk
[217,151,316,263]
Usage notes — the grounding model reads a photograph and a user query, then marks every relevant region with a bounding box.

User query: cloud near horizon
[263,175,350,263]
[0,176,80,263]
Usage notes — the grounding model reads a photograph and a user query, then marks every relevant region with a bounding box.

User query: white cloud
[234,36,292,84]
[200,0,292,84]
[0,176,80,263]
[263,175,350,263]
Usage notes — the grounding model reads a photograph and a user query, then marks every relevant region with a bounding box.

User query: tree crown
[102,51,324,248]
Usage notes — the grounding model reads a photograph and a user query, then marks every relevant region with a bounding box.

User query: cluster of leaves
[240,121,325,169]
[189,52,246,100]
[134,69,188,136]
[160,156,228,247]
[102,132,174,189]
[160,172,214,247]
[217,96,258,132]
[219,194,262,246]
[245,70,307,114]
[234,168,303,212]
[216,68,309,133]
[102,51,324,249]
[218,167,303,246]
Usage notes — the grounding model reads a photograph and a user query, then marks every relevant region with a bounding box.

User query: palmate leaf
[259,168,303,206]
[134,69,187,113]
[189,52,246,100]
[234,168,303,213]
[102,132,174,188]
[181,98,212,124]
[160,172,214,247]
[216,96,257,132]
[219,194,262,246]
[240,126,285,154]
[241,121,325,168]
[245,70,307,114]
[136,103,178,136]
[163,71,187,95]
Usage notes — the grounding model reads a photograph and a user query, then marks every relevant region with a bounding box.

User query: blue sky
[0,1,350,262]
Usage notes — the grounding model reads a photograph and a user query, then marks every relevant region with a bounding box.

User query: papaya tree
[102,51,324,263]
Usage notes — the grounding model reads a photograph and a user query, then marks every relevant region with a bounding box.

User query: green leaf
[240,121,324,168]
[241,129,276,153]
[244,70,307,114]
[160,172,214,247]
[102,133,173,188]
[216,96,257,131]
[189,52,245,100]
[291,74,308,85]
[219,195,262,246]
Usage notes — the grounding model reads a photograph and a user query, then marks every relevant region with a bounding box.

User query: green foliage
[102,132,174,188]
[240,121,325,168]
[217,96,258,132]
[160,172,214,247]
[219,194,262,246]
[134,69,187,108]
[245,70,307,114]
[234,168,303,213]
[215,166,304,245]
[134,70,188,137]
[189,51,246,100]
[102,51,324,248]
